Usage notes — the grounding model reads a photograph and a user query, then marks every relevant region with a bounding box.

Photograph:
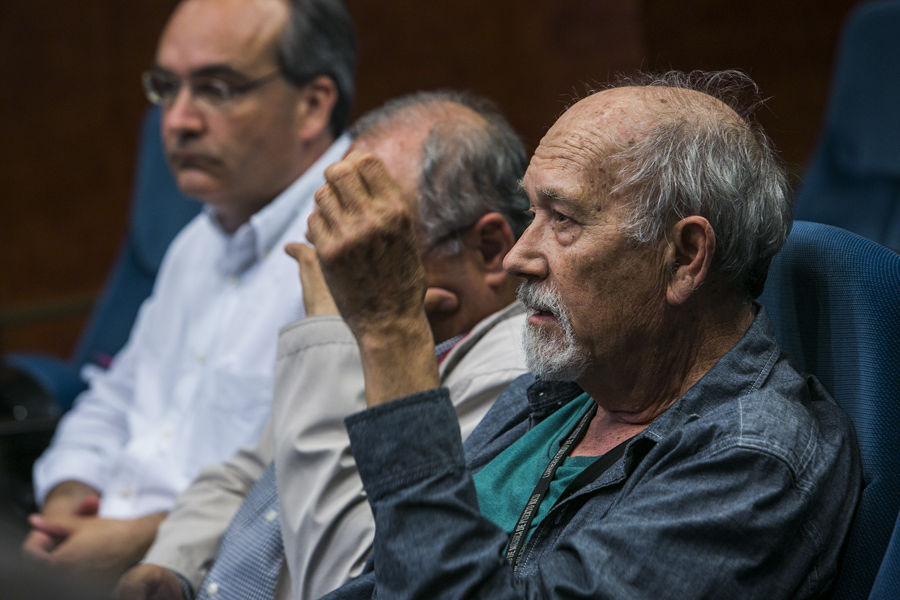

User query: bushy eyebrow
[518,178,578,201]
[537,186,574,203]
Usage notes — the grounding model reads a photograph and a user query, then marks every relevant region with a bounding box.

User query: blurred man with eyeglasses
[23,0,356,584]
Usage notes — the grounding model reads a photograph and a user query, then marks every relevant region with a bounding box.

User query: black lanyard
[504,403,630,569]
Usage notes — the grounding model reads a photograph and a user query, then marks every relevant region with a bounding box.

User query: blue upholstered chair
[868,510,900,599]
[792,0,900,251]
[3,107,200,413]
[759,220,900,599]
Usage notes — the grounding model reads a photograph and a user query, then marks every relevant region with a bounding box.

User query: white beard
[518,281,589,381]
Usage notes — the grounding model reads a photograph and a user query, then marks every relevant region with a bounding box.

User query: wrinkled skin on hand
[306,150,428,341]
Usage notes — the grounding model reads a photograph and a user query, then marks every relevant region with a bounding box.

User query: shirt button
[196,353,206,365]
[121,487,132,498]
[264,509,278,522]
[206,581,219,596]
[228,275,239,286]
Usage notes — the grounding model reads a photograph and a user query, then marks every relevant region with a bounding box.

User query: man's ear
[465,212,516,286]
[295,75,338,141]
[666,216,715,306]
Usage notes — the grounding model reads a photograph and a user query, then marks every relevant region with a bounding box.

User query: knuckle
[313,185,331,205]
[325,159,355,182]
[323,161,346,180]
[357,153,380,169]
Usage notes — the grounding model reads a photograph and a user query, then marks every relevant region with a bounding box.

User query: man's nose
[162,85,205,137]
[503,222,549,280]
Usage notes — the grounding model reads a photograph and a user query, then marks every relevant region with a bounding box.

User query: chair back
[868,511,900,599]
[793,0,900,250]
[759,220,900,599]
[71,107,200,372]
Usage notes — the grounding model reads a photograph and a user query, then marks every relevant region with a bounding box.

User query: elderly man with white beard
[313,70,861,599]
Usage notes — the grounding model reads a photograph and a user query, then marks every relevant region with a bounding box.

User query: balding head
[351,90,530,254]
[542,71,792,299]
[342,91,528,342]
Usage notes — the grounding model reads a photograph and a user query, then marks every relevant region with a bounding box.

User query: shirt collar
[210,133,353,276]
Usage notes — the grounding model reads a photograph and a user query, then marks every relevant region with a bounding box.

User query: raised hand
[306,151,439,406]
[307,151,428,340]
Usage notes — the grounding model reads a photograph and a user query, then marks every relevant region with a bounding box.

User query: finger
[293,244,320,274]
[313,183,341,229]
[284,242,307,263]
[22,530,58,561]
[28,513,74,538]
[306,208,330,250]
[295,245,340,316]
[323,153,374,213]
[291,243,324,283]
[353,152,403,204]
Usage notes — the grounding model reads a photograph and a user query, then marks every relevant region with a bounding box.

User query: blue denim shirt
[327,308,861,599]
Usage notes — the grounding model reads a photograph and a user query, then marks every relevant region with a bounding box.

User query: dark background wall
[0,0,860,358]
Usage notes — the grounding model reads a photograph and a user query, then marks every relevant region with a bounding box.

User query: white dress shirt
[33,134,351,518]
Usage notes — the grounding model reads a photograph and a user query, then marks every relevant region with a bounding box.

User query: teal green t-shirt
[473,393,596,541]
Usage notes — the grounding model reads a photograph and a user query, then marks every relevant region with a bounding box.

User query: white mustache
[517,281,565,319]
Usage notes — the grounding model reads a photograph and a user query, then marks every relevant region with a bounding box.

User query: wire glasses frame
[141,69,281,110]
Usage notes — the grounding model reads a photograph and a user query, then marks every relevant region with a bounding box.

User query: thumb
[286,243,339,316]
[284,242,310,263]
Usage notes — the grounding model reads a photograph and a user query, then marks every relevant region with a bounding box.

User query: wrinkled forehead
[524,85,743,200]
[523,90,643,202]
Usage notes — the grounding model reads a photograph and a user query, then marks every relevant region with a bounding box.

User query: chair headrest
[826,1,900,178]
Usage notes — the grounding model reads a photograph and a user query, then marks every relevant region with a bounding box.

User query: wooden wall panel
[346,0,645,151]
[641,0,860,176]
[0,0,861,359]
[1,0,178,357]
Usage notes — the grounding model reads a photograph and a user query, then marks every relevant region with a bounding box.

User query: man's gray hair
[351,90,530,253]
[608,70,792,299]
[277,0,357,137]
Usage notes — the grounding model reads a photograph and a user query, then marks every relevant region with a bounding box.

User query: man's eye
[553,210,571,223]
[148,75,180,100]
[193,79,234,103]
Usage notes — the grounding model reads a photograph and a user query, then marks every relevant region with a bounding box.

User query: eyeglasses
[141,69,282,110]
[422,221,480,255]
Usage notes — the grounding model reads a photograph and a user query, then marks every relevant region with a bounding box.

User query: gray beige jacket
[143,303,527,599]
